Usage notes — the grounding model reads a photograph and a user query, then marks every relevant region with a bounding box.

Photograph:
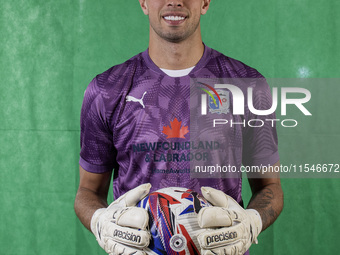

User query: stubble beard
[150,18,201,43]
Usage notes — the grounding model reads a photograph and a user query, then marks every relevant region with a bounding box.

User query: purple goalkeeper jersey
[79,45,279,205]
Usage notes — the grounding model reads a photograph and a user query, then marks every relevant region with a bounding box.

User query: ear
[138,0,149,15]
[201,0,211,15]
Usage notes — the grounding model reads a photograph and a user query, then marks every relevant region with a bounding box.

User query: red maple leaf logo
[162,118,189,139]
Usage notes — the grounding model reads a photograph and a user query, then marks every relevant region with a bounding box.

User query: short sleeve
[79,77,115,173]
[242,78,279,167]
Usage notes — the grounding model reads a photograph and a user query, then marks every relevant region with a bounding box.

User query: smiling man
[74,1,284,254]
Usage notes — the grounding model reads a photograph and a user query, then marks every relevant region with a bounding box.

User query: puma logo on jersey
[126,91,147,108]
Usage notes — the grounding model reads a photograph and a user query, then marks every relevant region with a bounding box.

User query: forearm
[247,183,284,231]
[74,187,108,231]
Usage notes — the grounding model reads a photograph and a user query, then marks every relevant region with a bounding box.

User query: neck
[148,25,204,70]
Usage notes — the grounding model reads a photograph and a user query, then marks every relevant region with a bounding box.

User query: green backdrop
[1,0,339,254]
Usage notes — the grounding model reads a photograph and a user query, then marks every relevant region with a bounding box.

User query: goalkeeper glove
[91,183,151,255]
[197,186,262,255]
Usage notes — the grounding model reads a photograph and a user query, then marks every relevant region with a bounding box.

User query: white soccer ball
[137,187,211,254]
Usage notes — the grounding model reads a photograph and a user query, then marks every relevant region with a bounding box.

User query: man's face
[139,0,210,43]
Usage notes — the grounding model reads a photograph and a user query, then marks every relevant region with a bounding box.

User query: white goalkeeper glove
[197,186,262,255]
[91,183,152,255]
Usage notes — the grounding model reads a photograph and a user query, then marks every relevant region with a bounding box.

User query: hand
[91,183,152,255]
[197,186,262,255]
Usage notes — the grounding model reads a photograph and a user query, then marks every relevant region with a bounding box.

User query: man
[74,0,283,254]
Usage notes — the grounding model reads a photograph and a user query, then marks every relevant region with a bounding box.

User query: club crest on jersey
[197,82,230,115]
[209,90,230,114]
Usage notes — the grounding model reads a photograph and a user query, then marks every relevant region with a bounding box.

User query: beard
[149,18,201,43]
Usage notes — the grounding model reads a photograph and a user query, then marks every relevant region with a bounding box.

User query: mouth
[162,13,187,25]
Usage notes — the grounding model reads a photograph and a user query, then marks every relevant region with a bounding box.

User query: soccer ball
[137,187,211,254]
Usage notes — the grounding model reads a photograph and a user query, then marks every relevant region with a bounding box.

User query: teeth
[164,16,185,21]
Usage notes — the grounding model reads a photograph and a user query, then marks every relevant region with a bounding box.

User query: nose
[167,1,183,7]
